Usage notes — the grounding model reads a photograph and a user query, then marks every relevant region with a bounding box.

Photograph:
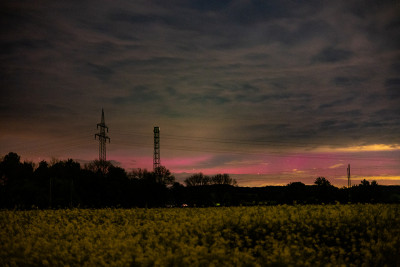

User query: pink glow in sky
[7,136,399,187]
[1,1,399,187]
[103,147,400,187]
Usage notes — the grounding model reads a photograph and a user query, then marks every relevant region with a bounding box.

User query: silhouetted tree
[84,160,112,174]
[1,151,400,209]
[360,179,370,187]
[313,177,337,203]
[314,177,333,187]
[129,168,151,179]
[0,152,36,208]
[0,152,22,185]
[154,166,175,186]
[211,174,237,186]
[32,160,50,207]
[170,182,185,206]
[287,181,306,188]
[354,179,381,203]
[47,159,81,208]
[107,166,127,180]
[127,166,174,207]
[184,173,210,186]
[286,182,307,203]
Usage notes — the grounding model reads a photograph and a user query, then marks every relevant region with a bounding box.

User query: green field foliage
[1,204,400,266]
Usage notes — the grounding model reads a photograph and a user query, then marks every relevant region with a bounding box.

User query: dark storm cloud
[112,57,187,70]
[112,85,163,105]
[244,123,291,136]
[318,96,357,110]
[385,78,400,99]
[390,60,400,73]
[312,47,354,63]
[332,76,367,87]
[242,53,270,61]
[0,39,53,55]
[1,0,399,164]
[318,119,359,132]
[86,63,115,81]
[188,94,231,105]
[0,102,72,119]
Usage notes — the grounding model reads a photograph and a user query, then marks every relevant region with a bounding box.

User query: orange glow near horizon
[336,176,400,181]
[318,144,400,153]
[9,140,400,187]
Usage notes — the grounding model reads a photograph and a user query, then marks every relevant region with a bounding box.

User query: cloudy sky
[1,0,399,186]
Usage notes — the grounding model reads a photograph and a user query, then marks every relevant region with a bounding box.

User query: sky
[1,0,399,187]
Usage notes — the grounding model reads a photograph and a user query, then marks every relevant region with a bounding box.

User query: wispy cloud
[329,163,344,169]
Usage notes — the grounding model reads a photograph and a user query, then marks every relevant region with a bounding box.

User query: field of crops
[1,204,399,266]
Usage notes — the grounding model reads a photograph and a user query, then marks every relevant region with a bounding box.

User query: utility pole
[95,109,110,167]
[153,126,160,171]
[347,164,351,188]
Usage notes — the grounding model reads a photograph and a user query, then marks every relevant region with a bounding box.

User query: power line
[2,126,398,165]
[112,129,400,150]
[110,139,399,162]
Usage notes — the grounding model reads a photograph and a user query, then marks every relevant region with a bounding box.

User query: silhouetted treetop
[1,152,399,209]
[84,160,112,174]
[154,166,175,186]
[287,181,306,188]
[184,173,210,186]
[212,174,237,186]
[1,152,22,178]
[314,177,333,187]
[107,166,128,180]
[129,166,175,186]
[129,168,151,180]
[361,179,370,187]
[184,173,237,187]
[360,179,378,187]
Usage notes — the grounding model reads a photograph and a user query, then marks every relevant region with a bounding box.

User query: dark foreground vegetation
[1,152,400,209]
[2,205,400,266]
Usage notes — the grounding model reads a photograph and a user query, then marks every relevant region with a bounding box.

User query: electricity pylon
[153,126,160,170]
[95,108,110,163]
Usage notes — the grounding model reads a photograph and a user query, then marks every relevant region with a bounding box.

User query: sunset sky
[1,0,399,186]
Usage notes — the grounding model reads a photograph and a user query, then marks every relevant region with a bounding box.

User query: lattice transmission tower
[153,126,160,170]
[95,108,110,162]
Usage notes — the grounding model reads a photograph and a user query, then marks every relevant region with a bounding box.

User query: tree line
[1,152,399,209]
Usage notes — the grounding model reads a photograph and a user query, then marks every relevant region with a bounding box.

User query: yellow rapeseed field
[1,204,399,266]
